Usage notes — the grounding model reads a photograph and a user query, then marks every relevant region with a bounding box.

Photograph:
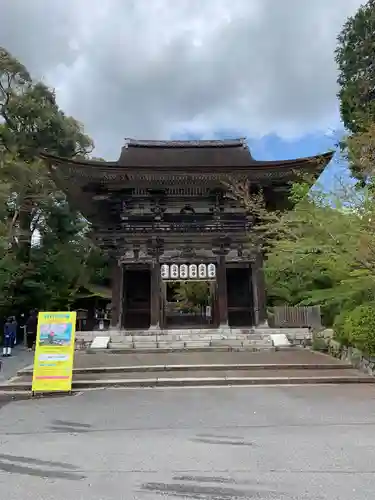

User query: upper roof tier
[39,138,334,172]
[118,138,255,167]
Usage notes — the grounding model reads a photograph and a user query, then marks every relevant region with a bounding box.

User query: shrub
[343,304,375,357]
[333,309,352,346]
[312,335,327,352]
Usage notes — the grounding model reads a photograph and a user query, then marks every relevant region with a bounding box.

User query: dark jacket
[4,320,17,339]
[26,314,37,334]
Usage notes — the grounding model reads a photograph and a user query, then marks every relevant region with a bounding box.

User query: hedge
[340,304,375,357]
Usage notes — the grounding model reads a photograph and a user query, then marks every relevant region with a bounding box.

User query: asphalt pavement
[0,346,34,383]
[1,385,375,499]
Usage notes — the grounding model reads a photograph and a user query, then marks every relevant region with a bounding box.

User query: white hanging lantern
[189,264,198,279]
[198,263,207,279]
[207,263,216,279]
[160,264,170,280]
[179,264,188,279]
[170,264,179,279]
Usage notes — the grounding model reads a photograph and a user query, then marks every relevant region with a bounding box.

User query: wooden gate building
[40,139,332,332]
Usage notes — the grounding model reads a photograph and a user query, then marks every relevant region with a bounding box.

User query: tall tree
[265,176,375,325]
[0,47,93,259]
[336,0,375,183]
[336,0,375,134]
[0,47,100,318]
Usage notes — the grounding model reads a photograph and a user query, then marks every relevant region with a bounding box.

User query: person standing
[26,309,38,351]
[3,316,17,357]
[18,313,27,346]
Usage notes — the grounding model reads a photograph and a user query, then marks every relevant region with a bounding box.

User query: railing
[268,305,322,328]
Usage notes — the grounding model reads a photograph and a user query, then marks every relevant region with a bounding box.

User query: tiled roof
[39,139,334,172]
[118,138,253,167]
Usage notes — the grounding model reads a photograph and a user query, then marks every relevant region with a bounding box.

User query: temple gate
[40,139,332,333]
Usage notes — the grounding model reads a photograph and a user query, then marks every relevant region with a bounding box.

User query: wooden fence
[268,305,321,328]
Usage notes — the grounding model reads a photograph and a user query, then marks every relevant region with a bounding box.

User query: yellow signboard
[32,311,77,393]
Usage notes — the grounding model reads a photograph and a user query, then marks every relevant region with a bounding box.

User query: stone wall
[328,339,375,376]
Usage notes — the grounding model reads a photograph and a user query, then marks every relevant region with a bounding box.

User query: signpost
[32,311,77,394]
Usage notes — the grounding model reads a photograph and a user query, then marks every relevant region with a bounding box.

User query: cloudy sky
[0,0,364,178]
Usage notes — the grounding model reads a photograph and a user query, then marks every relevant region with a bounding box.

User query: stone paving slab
[71,349,346,369]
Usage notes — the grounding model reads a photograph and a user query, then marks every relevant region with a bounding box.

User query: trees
[336,0,375,134]
[264,1,375,321]
[224,138,375,327]
[264,166,375,325]
[223,178,282,254]
[0,47,93,258]
[336,0,375,183]
[173,281,211,312]
[0,47,102,319]
[0,48,93,158]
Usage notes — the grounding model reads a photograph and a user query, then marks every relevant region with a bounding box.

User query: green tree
[0,47,102,318]
[336,1,375,183]
[336,0,375,134]
[0,47,93,258]
[265,173,375,325]
[174,281,211,312]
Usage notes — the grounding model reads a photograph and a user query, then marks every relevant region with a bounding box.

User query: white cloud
[0,0,364,158]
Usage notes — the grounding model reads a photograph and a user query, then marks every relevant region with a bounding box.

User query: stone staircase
[75,327,311,352]
[109,332,272,351]
[4,349,374,392]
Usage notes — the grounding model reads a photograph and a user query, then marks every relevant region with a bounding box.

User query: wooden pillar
[150,260,161,330]
[160,280,167,329]
[251,253,267,326]
[216,254,228,328]
[209,281,216,326]
[110,260,123,330]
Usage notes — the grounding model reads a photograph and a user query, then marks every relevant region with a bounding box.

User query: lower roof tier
[40,138,333,174]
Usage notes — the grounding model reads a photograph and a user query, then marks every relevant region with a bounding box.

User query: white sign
[207,263,216,279]
[198,263,207,279]
[189,264,198,279]
[161,264,170,279]
[170,264,179,279]
[179,264,188,279]
[159,262,217,280]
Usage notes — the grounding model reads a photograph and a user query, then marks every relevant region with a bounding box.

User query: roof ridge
[123,138,247,149]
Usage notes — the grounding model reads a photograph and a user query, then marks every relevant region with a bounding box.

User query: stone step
[75,330,313,352]
[104,344,275,354]
[75,328,308,341]
[5,349,370,392]
[18,362,354,376]
[2,371,373,392]
[109,338,272,347]
[109,335,265,342]
[109,334,272,342]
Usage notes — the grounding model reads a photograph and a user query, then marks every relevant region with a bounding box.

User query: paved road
[1,385,375,499]
[0,347,34,383]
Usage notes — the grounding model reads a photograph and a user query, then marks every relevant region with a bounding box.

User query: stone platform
[75,327,311,351]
